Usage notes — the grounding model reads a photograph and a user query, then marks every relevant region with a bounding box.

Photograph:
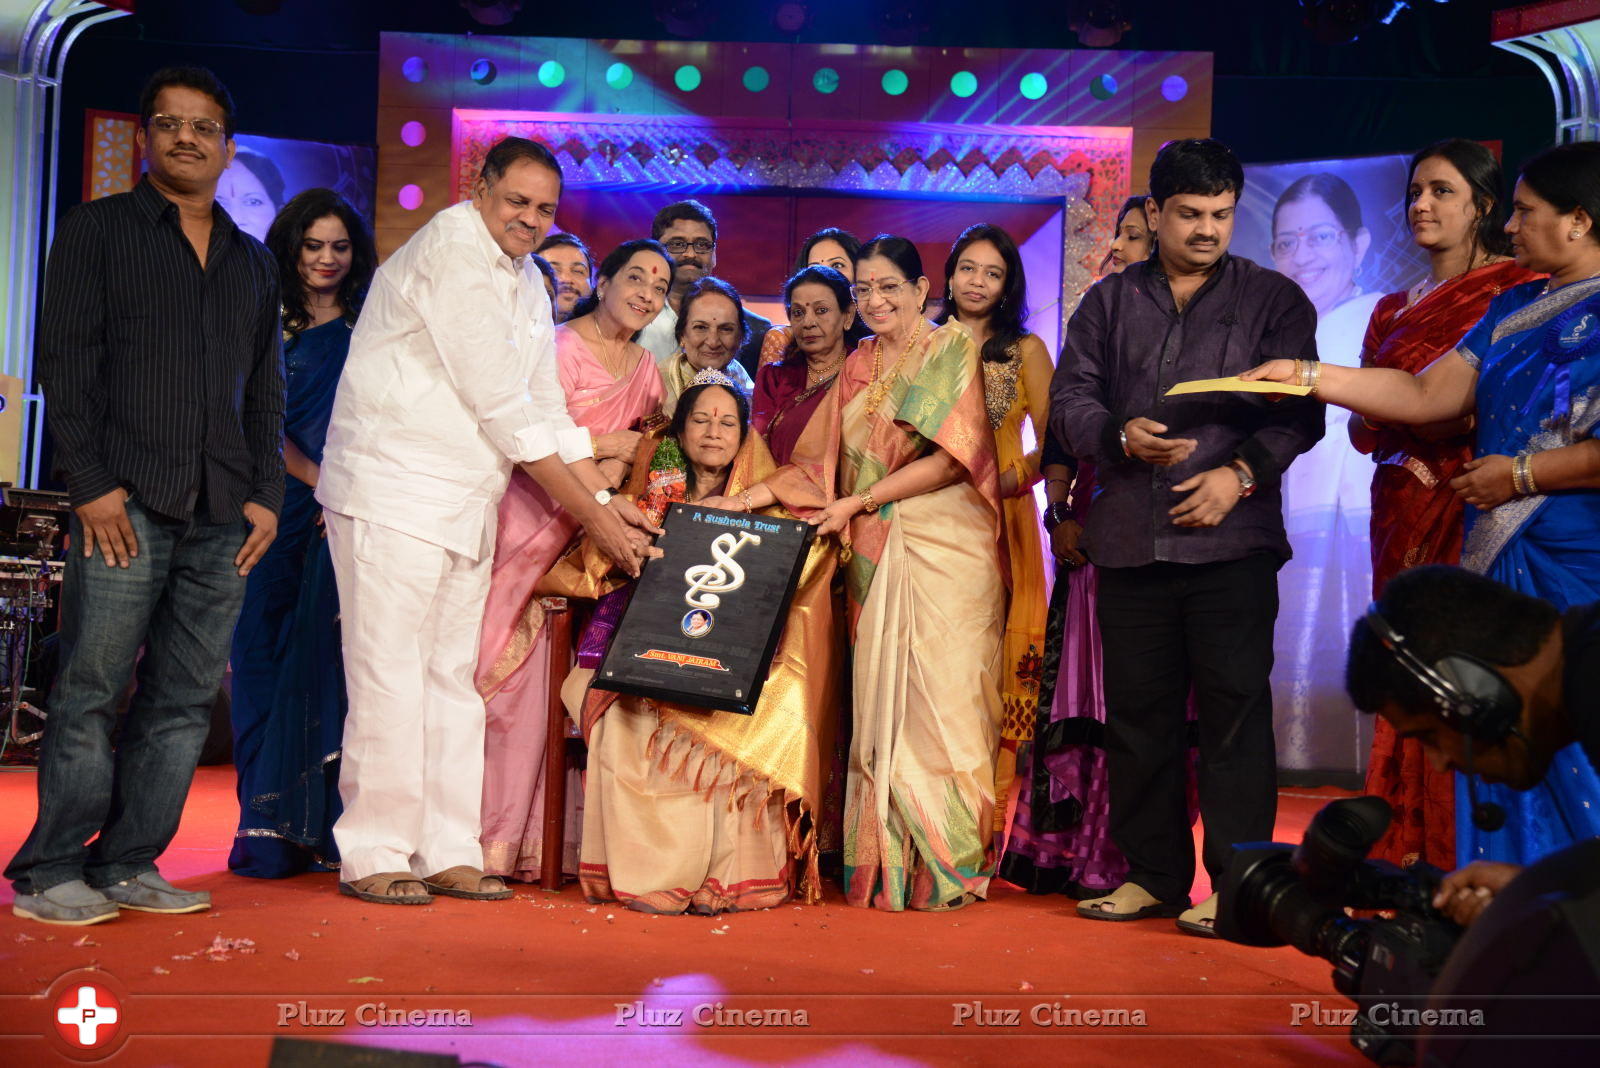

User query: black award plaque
[593,505,815,715]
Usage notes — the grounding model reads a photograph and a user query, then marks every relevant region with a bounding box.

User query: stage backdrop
[1234,153,1430,781]
[84,114,376,237]
[376,34,1215,356]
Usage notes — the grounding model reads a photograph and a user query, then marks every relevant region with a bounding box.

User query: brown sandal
[422,865,513,900]
[339,872,433,905]
[1076,882,1188,922]
[1176,893,1220,938]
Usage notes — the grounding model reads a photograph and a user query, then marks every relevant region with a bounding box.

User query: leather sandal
[1176,892,1220,938]
[422,865,513,900]
[1076,882,1188,922]
[339,872,433,905]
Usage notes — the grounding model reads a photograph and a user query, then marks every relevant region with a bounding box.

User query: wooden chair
[539,597,574,890]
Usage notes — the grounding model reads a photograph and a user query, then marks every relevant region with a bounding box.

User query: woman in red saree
[1350,140,1539,869]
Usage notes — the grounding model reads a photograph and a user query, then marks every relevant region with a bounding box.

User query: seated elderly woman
[658,277,756,416]
[539,370,842,914]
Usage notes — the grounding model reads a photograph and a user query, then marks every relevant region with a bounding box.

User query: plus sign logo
[54,982,122,1049]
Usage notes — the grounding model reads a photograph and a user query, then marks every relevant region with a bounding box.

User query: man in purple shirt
[1050,139,1324,935]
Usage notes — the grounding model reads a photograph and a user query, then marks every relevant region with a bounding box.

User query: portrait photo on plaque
[593,505,814,715]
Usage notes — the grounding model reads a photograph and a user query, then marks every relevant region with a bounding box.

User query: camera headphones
[1361,603,1523,744]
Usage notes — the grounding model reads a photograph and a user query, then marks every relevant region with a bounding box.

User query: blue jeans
[5,499,248,893]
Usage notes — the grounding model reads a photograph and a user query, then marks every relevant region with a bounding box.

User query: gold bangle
[1306,360,1322,396]
[738,489,754,512]
[1522,454,1541,496]
[857,488,878,514]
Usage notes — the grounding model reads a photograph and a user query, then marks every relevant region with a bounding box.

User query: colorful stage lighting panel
[993,49,1075,126]
[379,33,458,109]
[716,42,793,120]
[586,40,659,116]
[858,45,932,122]
[1131,51,1213,130]
[793,43,864,122]
[655,41,724,115]
[925,47,1004,124]
[377,106,450,168]
[1064,50,1136,126]
[451,36,524,110]
[515,36,589,113]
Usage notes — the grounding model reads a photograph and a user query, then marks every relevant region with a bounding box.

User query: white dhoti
[324,509,494,882]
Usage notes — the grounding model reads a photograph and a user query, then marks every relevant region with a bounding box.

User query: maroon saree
[1358,259,1540,870]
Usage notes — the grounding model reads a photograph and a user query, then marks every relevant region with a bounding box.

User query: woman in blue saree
[229,189,376,877]
[1246,141,1600,867]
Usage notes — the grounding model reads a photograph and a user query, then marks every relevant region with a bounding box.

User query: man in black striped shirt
[7,67,284,926]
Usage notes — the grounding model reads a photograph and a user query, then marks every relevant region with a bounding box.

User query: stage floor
[0,766,1365,1065]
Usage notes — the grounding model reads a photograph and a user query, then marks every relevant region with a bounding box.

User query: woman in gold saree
[545,373,841,913]
[726,235,1007,911]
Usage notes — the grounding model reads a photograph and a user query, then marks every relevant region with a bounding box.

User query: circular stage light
[813,67,839,94]
[743,65,770,92]
[1161,74,1189,102]
[881,69,909,97]
[537,60,566,88]
[950,70,978,98]
[398,184,424,211]
[1089,73,1118,100]
[401,57,427,83]
[469,58,497,86]
[774,2,809,34]
[400,121,426,147]
[675,64,702,92]
[606,62,634,91]
[1019,72,1048,100]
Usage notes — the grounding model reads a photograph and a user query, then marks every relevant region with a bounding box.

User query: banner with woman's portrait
[1235,154,1430,778]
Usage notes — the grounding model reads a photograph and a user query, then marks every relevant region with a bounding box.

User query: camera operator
[1344,564,1600,928]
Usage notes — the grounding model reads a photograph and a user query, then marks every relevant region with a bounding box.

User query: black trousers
[1095,554,1282,904]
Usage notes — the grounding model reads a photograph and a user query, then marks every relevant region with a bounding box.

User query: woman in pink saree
[476,239,671,880]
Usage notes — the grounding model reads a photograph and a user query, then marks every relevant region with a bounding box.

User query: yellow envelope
[1165,376,1311,397]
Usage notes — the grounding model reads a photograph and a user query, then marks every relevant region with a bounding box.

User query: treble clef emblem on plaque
[683,531,762,610]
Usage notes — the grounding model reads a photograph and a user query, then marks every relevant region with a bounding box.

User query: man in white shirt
[317,137,654,905]
[635,199,770,377]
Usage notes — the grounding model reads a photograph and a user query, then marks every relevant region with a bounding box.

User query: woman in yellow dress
[725,235,1007,910]
[934,223,1053,830]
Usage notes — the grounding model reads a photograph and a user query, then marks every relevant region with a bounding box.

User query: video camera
[1215,795,1462,1065]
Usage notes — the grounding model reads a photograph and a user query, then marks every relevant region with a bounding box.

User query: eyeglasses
[1270,225,1346,258]
[148,114,227,140]
[663,238,715,255]
[851,280,909,302]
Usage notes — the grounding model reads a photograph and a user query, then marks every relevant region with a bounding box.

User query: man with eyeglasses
[10,67,284,925]
[636,199,770,377]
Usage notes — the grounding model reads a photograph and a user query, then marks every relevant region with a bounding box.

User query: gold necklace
[806,348,846,386]
[587,320,629,379]
[864,318,926,415]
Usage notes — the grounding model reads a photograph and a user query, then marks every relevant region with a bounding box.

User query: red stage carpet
[0,766,1366,1065]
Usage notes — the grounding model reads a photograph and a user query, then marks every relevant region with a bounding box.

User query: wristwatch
[594,488,614,507]
[1229,461,1256,499]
